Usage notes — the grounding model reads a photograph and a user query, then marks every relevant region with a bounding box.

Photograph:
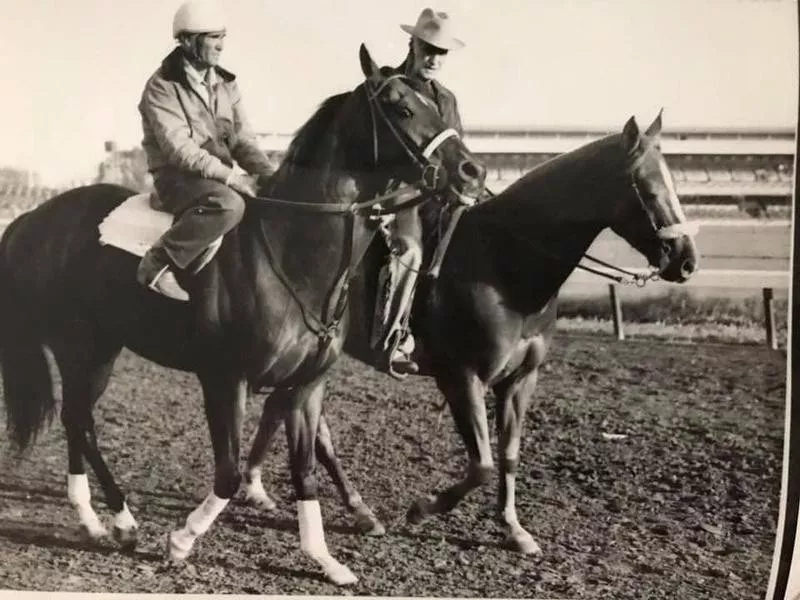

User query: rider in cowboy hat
[137,0,276,301]
[372,8,473,377]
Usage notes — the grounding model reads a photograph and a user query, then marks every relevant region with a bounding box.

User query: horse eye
[394,104,413,118]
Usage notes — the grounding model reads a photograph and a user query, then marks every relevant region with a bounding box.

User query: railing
[561,220,791,349]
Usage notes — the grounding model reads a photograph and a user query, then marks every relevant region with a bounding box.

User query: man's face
[184,31,226,68]
[409,37,449,81]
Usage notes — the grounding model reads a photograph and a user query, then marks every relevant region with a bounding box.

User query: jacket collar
[160,47,236,85]
[395,57,447,97]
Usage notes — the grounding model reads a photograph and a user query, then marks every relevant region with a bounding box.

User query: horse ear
[622,116,641,154]
[645,108,664,138]
[359,43,380,78]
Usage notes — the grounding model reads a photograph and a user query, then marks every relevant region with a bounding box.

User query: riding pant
[151,168,245,271]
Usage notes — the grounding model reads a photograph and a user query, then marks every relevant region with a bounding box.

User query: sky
[0,0,797,185]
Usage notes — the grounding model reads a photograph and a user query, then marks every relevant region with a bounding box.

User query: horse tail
[0,219,57,453]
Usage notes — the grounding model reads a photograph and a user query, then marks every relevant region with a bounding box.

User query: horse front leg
[285,378,357,586]
[168,372,246,562]
[315,413,385,536]
[494,369,542,555]
[407,369,493,523]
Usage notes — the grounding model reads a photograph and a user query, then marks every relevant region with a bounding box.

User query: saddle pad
[98,193,172,257]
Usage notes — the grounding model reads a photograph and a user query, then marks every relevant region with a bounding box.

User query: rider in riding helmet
[373,8,479,378]
[137,0,276,301]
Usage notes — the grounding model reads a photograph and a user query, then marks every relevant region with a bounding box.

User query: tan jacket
[138,48,273,182]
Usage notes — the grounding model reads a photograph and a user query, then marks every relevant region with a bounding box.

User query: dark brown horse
[244,112,699,555]
[0,45,485,585]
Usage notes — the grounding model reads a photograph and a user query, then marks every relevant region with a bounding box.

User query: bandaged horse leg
[287,378,357,585]
[67,474,108,540]
[168,374,246,562]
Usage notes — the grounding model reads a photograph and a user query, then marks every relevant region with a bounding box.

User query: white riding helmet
[172,0,226,38]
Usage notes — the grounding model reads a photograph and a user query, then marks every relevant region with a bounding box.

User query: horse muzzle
[657,232,699,283]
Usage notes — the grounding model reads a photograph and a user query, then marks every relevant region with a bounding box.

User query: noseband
[630,175,699,240]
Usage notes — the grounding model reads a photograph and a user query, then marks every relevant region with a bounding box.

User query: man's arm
[140,77,234,183]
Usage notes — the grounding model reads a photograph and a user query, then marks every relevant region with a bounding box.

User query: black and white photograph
[0,0,796,598]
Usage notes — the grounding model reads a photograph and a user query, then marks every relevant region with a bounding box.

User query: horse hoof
[78,522,109,543]
[354,510,386,536]
[505,532,542,556]
[166,531,193,562]
[113,525,138,551]
[406,499,429,525]
[324,562,358,586]
[244,490,277,512]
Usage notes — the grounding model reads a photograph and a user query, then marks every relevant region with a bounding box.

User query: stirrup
[385,332,418,380]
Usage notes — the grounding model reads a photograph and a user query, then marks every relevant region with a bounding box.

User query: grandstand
[0,126,794,219]
[258,126,796,214]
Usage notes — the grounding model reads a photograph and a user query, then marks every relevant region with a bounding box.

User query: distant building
[257,126,795,204]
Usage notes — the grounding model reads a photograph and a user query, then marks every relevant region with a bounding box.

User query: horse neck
[241,121,383,322]
[467,136,629,289]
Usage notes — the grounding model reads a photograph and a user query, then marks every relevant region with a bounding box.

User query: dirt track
[0,333,786,598]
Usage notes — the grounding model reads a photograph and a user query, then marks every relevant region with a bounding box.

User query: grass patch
[557,288,789,347]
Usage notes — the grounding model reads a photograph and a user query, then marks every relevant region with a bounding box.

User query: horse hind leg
[241,388,288,511]
[407,370,494,524]
[244,393,384,536]
[54,339,138,549]
[493,370,542,555]
[314,413,384,536]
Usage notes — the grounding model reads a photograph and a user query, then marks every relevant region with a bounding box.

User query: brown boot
[136,247,189,302]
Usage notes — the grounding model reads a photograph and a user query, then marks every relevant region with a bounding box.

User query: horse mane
[525,133,626,180]
[278,92,351,173]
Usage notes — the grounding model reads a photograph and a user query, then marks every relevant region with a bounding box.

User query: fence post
[609,283,625,341]
[763,287,777,350]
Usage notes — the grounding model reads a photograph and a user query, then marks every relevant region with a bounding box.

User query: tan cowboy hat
[400,8,465,51]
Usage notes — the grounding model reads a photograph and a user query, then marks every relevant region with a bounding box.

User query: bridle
[577,173,698,286]
[249,73,478,353]
[365,73,461,195]
[474,173,698,288]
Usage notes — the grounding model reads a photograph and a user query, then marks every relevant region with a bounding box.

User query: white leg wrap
[114,502,138,531]
[67,475,107,538]
[297,500,357,585]
[169,492,229,561]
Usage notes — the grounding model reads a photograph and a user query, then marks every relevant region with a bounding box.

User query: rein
[472,174,698,287]
[248,72,465,354]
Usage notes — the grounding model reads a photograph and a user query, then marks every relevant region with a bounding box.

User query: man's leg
[375,208,423,376]
[137,176,245,301]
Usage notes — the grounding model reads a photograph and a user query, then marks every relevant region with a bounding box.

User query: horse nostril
[681,259,696,276]
[458,160,482,182]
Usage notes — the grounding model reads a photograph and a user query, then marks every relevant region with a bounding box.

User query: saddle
[98,191,222,271]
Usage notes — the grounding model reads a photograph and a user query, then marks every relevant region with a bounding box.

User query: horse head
[611,111,699,283]
[353,44,485,202]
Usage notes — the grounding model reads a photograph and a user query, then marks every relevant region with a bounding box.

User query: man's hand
[227,173,258,197]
